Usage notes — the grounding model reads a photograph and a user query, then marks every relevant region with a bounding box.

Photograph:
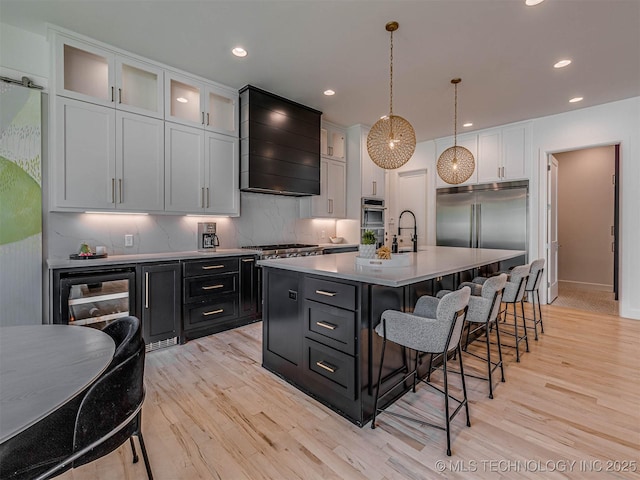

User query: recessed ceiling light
[463,122,473,127]
[232,47,247,57]
[525,0,545,6]
[569,96,583,103]
[554,59,572,68]
[323,89,335,96]
[176,97,188,103]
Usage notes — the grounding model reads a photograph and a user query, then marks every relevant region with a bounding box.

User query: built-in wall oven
[52,266,136,329]
[361,197,385,247]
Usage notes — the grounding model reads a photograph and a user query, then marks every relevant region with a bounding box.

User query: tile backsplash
[45,193,345,258]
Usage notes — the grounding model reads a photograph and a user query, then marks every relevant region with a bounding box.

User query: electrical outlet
[124,234,134,247]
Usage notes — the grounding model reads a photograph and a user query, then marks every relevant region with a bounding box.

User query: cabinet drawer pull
[316,321,336,330]
[206,112,210,126]
[202,265,225,270]
[202,284,224,290]
[242,258,255,263]
[111,178,115,203]
[203,308,224,316]
[144,272,149,309]
[206,187,210,208]
[118,87,122,104]
[316,361,336,373]
[315,290,336,297]
[111,86,114,102]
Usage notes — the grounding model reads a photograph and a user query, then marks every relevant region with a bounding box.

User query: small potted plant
[359,230,377,259]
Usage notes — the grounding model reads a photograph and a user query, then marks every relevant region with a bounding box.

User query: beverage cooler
[52,266,136,329]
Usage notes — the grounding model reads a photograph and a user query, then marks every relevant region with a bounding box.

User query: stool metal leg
[457,344,471,428]
[129,437,139,463]
[443,349,452,456]
[371,332,387,429]
[521,299,530,352]
[485,320,494,399]
[494,319,506,383]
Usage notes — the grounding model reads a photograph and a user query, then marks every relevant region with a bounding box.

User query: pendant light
[437,78,475,184]
[366,21,416,170]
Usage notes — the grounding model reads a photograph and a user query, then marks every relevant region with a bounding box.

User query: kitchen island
[258,246,524,426]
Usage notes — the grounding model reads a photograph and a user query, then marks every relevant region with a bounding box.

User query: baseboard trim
[558,280,613,292]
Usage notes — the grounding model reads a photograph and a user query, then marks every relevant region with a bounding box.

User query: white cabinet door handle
[144,272,149,309]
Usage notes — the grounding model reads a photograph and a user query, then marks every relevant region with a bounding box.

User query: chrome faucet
[398,210,417,252]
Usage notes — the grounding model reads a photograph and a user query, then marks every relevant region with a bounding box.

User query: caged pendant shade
[437,78,475,184]
[367,21,416,170]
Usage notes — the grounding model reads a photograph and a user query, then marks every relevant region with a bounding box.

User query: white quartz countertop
[47,249,260,269]
[258,246,525,287]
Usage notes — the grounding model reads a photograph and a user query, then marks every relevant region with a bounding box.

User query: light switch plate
[124,234,134,247]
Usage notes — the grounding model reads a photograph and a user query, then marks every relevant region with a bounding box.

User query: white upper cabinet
[321,121,346,161]
[476,130,502,183]
[476,124,529,182]
[55,35,164,119]
[435,134,478,188]
[165,71,237,136]
[164,123,239,216]
[54,98,164,212]
[55,97,116,210]
[501,124,529,181]
[434,122,531,188]
[205,131,239,215]
[301,158,346,218]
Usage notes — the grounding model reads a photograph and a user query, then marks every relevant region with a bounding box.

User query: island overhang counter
[258,246,525,426]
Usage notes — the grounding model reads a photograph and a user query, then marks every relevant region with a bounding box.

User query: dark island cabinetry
[138,262,181,346]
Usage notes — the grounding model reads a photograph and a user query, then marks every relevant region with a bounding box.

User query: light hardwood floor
[60,304,640,479]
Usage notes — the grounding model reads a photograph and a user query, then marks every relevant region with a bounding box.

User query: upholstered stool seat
[371,287,471,456]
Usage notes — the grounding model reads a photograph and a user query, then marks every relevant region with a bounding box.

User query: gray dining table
[0,324,115,444]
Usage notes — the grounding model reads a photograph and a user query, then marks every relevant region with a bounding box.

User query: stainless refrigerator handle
[476,204,481,248]
[470,204,475,247]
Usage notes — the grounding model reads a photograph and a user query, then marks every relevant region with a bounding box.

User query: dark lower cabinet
[139,263,181,345]
[182,255,260,341]
[240,256,259,318]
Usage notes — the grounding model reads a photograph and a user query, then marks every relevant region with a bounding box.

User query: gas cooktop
[242,243,318,250]
[242,243,323,258]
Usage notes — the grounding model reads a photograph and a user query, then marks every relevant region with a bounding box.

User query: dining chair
[34,316,153,480]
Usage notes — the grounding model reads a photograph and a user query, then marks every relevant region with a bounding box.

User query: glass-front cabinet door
[115,57,164,118]
[205,85,237,136]
[56,35,115,106]
[55,35,164,119]
[165,72,204,128]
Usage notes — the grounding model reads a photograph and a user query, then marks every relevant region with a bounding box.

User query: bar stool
[525,258,545,340]
[497,264,530,362]
[371,287,471,457]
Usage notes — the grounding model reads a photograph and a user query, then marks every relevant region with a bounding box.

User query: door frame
[543,143,620,303]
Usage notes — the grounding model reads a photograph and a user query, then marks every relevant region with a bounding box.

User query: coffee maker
[197,222,220,251]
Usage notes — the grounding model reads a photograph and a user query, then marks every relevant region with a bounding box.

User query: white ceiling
[2,0,639,142]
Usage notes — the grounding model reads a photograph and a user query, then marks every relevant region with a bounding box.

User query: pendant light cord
[389,29,394,116]
[453,81,458,147]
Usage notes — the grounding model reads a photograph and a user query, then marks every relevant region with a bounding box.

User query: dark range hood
[240,85,321,196]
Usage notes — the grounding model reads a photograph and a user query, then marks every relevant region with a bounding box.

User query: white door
[55,97,115,209]
[396,169,428,248]
[327,159,346,218]
[547,155,559,302]
[116,111,164,212]
[164,122,204,213]
[205,131,239,215]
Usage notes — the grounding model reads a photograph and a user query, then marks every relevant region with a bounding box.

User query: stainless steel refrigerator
[436,181,528,269]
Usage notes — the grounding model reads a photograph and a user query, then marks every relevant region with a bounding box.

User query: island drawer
[304,277,356,311]
[303,338,356,400]
[184,258,239,278]
[304,300,356,355]
[184,272,237,303]
[183,296,238,330]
